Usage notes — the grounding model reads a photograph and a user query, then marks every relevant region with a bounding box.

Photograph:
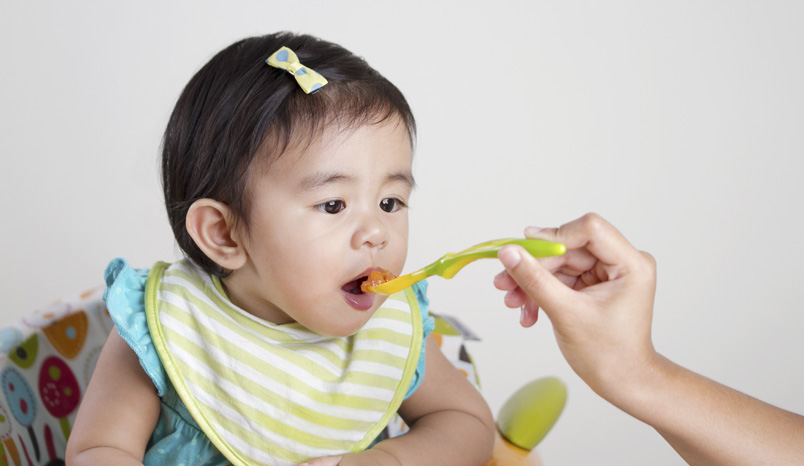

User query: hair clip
[265,46,328,94]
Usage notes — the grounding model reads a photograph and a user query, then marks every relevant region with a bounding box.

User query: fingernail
[520,306,539,327]
[498,246,521,269]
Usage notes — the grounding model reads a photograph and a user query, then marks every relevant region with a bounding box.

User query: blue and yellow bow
[265,46,328,94]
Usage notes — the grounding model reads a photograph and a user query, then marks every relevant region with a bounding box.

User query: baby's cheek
[392,250,408,276]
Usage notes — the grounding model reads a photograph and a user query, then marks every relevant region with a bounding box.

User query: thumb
[498,245,573,317]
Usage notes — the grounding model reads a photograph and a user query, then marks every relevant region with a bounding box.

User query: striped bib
[144,260,422,466]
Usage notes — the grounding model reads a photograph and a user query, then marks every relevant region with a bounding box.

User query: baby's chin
[309,303,385,338]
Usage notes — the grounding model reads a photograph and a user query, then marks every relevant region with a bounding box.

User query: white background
[2,1,803,465]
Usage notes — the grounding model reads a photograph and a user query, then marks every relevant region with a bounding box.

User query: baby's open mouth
[340,268,395,311]
[341,269,397,296]
[341,273,375,311]
[341,276,368,295]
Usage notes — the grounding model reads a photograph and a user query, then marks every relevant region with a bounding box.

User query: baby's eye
[380,198,406,213]
[317,200,346,214]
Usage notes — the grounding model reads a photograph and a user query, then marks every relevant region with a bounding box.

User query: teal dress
[103,258,434,466]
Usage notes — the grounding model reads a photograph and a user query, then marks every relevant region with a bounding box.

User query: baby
[66,32,495,466]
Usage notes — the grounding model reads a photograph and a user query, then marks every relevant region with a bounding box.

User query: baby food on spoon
[360,269,397,293]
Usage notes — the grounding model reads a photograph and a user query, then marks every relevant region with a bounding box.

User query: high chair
[0,285,566,466]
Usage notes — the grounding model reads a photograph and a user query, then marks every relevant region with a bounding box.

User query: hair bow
[265,46,328,94]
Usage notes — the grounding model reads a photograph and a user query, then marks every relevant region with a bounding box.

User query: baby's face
[224,118,413,337]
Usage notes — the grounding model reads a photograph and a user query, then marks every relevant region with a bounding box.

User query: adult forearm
[612,355,804,466]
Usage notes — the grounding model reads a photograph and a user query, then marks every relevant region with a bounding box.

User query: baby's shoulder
[103,258,168,395]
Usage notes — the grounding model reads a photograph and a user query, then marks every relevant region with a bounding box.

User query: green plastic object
[369,238,566,295]
[496,377,568,450]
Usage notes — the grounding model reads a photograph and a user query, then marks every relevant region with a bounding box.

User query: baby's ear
[185,199,247,271]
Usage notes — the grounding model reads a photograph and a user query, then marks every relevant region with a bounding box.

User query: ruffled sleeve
[404,280,435,400]
[103,258,168,396]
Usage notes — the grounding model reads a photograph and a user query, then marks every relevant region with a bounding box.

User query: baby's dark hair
[161,32,416,276]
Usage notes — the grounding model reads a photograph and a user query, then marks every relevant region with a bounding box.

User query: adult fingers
[493,269,518,291]
[497,244,575,318]
[525,213,641,271]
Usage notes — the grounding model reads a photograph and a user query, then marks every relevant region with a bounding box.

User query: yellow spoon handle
[369,238,565,295]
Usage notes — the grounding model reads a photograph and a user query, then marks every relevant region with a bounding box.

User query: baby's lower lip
[341,289,374,311]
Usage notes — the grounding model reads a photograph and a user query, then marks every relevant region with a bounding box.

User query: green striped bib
[144,260,422,466]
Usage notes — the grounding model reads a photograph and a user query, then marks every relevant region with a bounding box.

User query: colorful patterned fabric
[0,286,112,466]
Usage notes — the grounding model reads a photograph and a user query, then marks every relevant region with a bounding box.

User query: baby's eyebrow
[298,172,352,191]
[297,171,416,191]
[389,172,416,189]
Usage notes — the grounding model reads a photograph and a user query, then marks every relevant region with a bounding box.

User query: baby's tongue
[342,279,374,311]
[342,278,365,295]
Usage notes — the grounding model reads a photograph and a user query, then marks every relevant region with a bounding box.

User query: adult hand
[493,213,658,401]
[495,214,804,466]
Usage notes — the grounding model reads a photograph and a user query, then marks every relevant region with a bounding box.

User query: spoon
[367,238,566,295]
